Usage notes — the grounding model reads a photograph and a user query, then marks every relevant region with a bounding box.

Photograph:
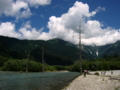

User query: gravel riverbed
[62,70,120,90]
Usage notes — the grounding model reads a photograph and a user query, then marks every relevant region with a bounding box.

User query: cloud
[24,0,51,7]
[18,21,52,40]
[0,1,120,46]
[0,21,51,40]
[47,1,120,46]
[0,0,51,19]
[40,15,44,18]
[47,1,98,43]
[96,6,106,12]
[0,0,32,19]
[0,0,13,15]
[19,21,50,40]
[0,22,21,37]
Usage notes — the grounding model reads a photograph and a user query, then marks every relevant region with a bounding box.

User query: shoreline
[62,71,120,90]
[0,70,69,73]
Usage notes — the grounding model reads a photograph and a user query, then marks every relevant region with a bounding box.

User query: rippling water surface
[0,71,79,90]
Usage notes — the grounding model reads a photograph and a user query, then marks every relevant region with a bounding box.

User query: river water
[0,71,80,90]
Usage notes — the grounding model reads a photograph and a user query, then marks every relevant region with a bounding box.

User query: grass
[115,87,120,90]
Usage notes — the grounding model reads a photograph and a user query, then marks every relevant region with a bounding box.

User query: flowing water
[0,71,79,90]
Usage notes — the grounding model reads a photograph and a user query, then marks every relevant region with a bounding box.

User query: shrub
[94,72,99,76]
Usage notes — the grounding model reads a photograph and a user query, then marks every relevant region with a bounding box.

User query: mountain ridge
[0,35,120,65]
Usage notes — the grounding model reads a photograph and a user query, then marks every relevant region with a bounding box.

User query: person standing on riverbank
[83,70,87,77]
[111,71,113,75]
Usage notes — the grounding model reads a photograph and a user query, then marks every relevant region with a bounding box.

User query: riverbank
[62,70,120,90]
[0,70,69,73]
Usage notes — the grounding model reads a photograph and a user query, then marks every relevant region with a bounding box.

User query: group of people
[101,70,113,75]
[101,71,106,75]
[83,70,113,77]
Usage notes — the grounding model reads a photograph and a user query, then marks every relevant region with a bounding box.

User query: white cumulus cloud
[0,21,51,40]
[0,22,21,37]
[19,21,50,40]
[0,0,31,19]
[0,0,13,15]
[23,0,51,7]
[47,1,120,46]
[0,1,120,46]
[0,0,51,19]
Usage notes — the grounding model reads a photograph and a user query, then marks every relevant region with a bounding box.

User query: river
[0,71,80,90]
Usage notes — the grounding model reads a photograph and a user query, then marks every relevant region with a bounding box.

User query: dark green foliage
[1,35,120,61]
[44,64,57,71]
[68,61,80,72]
[10,51,25,59]
[0,42,11,57]
[54,65,67,71]
[2,59,56,72]
[94,72,99,76]
[2,59,23,71]
[1,35,120,72]
[0,56,9,67]
[0,55,120,72]
[0,36,85,66]
[31,47,74,65]
[68,56,120,72]
[28,60,42,72]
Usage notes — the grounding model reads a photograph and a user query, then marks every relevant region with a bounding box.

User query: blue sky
[0,0,120,46]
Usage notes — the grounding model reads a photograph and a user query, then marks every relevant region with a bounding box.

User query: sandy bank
[62,74,120,90]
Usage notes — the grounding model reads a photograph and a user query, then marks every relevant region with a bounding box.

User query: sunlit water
[0,71,79,90]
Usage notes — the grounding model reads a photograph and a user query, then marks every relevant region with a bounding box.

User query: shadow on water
[0,71,80,90]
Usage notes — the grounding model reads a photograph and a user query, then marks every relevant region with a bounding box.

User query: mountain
[0,36,91,65]
[98,41,120,57]
[0,35,120,65]
[81,41,120,58]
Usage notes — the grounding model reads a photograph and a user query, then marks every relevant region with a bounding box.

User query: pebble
[62,75,120,90]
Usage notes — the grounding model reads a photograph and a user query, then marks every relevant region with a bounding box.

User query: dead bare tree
[42,46,44,72]
[79,23,82,75]
[26,50,29,73]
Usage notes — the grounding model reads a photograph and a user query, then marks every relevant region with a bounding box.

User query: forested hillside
[0,36,90,66]
[0,36,120,72]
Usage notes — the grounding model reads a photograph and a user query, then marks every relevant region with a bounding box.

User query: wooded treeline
[69,55,120,72]
[0,55,120,72]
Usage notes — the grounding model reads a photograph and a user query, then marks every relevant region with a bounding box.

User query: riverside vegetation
[0,55,120,72]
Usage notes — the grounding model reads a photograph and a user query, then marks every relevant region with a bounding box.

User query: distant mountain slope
[81,41,120,58]
[98,41,120,57]
[0,36,90,65]
[0,35,120,65]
